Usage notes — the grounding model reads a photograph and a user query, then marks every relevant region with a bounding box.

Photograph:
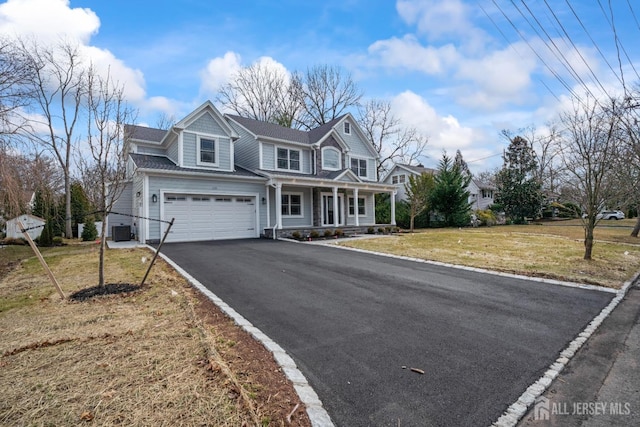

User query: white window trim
[275,146,302,172]
[348,196,367,217]
[344,121,351,134]
[282,191,304,218]
[321,146,341,171]
[196,134,219,167]
[350,156,368,178]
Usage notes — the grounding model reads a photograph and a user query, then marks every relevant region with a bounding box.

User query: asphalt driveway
[161,239,614,427]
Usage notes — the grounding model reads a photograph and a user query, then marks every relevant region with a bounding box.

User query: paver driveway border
[152,240,638,427]
[155,247,335,427]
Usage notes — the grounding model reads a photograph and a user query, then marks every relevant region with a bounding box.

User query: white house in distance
[383,162,496,210]
[5,214,45,240]
[108,101,398,243]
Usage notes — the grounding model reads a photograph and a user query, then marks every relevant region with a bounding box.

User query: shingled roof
[226,114,310,144]
[130,153,262,178]
[125,124,167,143]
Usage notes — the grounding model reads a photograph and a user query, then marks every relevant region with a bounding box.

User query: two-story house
[108,101,397,243]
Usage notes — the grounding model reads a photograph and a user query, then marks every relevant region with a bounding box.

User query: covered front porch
[262,176,397,239]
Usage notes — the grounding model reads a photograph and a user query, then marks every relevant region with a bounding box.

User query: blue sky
[1,0,638,172]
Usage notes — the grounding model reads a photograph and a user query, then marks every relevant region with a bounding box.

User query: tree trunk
[410,213,415,232]
[584,224,594,260]
[64,172,72,238]
[98,218,107,286]
[631,207,640,238]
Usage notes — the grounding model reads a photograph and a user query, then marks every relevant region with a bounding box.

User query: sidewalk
[518,281,640,426]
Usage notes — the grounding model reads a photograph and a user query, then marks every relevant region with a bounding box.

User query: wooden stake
[140,218,174,287]
[17,220,66,300]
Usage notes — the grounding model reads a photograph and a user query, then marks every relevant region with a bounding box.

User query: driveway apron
[161,239,614,427]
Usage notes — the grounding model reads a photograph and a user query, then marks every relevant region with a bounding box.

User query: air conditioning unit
[112,225,131,242]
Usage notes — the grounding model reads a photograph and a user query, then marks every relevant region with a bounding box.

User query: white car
[597,210,625,220]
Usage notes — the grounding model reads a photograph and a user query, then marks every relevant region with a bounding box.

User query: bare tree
[297,65,362,129]
[0,37,32,141]
[558,95,624,260]
[18,38,86,238]
[404,172,435,232]
[617,91,640,237]
[217,61,301,127]
[83,65,136,286]
[358,99,428,178]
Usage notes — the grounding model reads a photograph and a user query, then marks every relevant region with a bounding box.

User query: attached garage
[163,193,258,242]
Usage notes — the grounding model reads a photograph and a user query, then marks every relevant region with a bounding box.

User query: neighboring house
[382,163,437,201]
[468,179,497,211]
[5,214,45,240]
[110,101,397,243]
[384,162,497,211]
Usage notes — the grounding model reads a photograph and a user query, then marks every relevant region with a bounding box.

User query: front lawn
[340,221,640,288]
[0,243,309,426]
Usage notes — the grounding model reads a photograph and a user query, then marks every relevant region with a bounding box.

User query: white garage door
[163,194,257,242]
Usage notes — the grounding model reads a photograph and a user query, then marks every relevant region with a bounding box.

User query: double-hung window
[348,197,366,216]
[277,148,301,171]
[351,158,367,178]
[281,193,302,216]
[197,136,217,165]
[343,122,351,134]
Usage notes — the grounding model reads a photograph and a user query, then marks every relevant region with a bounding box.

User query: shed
[5,214,45,240]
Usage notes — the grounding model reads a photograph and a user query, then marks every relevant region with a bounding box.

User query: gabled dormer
[169,101,239,172]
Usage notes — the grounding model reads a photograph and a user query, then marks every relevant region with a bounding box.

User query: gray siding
[145,175,267,241]
[279,186,313,227]
[182,131,232,170]
[189,112,228,136]
[107,182,133,237]
[232,123,260,170]
[262,143,275,169]
[167,140,179,164]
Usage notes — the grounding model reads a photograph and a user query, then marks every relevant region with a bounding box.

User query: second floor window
[322,147,341,170]
[198,137,216,165]
[344,122,351,134]
[277,148,301,171]
[351,158,367,178]
[482,189,493,199]
[391,175,406,184]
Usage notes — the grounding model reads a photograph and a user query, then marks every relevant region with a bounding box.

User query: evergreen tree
[454,149,471,178]
[70,181,92,237]
[495,136,543,224]
[81,217,98,241]
[38,218,53,247]
[430,152,472,227]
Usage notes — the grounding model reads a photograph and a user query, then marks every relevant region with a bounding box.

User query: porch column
[353,188,359,227]
[275,183,283,229]
[332,186,339,227]
[265,185,270,228]
[390,190,397,225]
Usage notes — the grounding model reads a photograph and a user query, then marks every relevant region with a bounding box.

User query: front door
[322,193,344,226]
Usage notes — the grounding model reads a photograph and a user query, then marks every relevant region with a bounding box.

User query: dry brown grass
[341,221,640,289]
[0,243,309,426]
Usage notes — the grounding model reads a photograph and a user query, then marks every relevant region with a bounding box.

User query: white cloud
[396,0,468,40]
[0,0,99,44]
[200,51,243,95]
[368,35,458,74]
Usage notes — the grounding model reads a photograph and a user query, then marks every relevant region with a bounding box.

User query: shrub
[323,229,333,237]
[291,231,301,240]
[52,236,64,246]
[334,229,344,237]
[475,209,497,226]
[367,226,375,234]
[81,217,98,241]
[1,237,27,246]
[384,227,391,233]
[378,227,384,233]
[309,230,320,239]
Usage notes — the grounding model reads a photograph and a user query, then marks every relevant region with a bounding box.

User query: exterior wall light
[152,194,158,203]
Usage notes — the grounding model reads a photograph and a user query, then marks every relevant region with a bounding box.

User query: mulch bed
[69,283,143,301]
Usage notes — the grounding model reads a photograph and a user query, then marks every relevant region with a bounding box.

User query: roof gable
[125,124,167,144]
[174,101,239,140]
